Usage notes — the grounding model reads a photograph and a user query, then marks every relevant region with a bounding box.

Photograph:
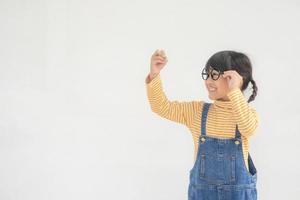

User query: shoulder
[188,100,208,112]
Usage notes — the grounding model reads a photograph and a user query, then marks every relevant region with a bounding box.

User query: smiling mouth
[208,87,217,92]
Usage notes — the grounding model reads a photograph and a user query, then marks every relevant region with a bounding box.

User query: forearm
[227,88,260,137]
[145,73,191,125]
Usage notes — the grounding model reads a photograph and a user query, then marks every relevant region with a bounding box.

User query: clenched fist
[149,49,168,80]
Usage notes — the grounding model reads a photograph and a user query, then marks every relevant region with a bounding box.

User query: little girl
[145,49,260,200]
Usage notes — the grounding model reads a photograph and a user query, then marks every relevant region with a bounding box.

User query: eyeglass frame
[201,67,225,81]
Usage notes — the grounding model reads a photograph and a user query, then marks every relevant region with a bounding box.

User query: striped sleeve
[145,73,200,127]
[227,88,260,138]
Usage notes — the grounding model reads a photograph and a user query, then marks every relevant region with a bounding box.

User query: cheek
[217,79,229,92]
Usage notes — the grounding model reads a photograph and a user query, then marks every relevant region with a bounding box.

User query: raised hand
[149,49,168,80]
[222,70,243,92]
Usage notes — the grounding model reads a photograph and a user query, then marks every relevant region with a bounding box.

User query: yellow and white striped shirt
[145,73,260,171]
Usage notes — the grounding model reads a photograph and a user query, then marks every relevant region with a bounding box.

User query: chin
[208,94,218,100]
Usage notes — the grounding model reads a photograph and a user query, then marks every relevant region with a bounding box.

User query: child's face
[204,68,231,101]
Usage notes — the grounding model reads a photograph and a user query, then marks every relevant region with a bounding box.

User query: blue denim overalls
[188,103,258,200]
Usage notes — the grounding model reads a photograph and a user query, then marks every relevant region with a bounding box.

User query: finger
[155,55,166,60]
[155,58,167,62]
[224,76,231,82]
[226,70,235,73]
[223,70,233,74]
[160,51,166,58]
[222,73,231,78]
[223,71,236,77]
[227,70,239,76]
[152,53,165,60]
[156,58,166,63]
[156,61,166,65]
[156,49,163,54]
[156,55,167,60]
[157,49,167,57]
[154,49,161,56]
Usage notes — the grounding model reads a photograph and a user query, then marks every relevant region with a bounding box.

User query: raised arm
[145,73,199,126]
[227,88,260,138]
[145,49,202,126]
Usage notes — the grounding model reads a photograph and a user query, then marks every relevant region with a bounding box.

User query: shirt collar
[213,99,233,109]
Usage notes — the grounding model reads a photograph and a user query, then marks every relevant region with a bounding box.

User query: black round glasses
[201,67,224,81]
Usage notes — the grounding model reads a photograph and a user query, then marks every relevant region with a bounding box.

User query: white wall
[0,0,299,199]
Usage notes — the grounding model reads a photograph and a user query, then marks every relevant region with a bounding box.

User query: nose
[205,80,215,89]
[205,76,214,83]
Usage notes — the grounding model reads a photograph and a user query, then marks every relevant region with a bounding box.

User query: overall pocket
[199,153,236,184]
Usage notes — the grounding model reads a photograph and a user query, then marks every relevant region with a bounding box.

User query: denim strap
[200,103,211,136]
[201,102,242,139]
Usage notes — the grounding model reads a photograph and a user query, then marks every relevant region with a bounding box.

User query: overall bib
[188,103,257,200]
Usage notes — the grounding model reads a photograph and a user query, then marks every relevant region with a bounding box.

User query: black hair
[204,50,258,103]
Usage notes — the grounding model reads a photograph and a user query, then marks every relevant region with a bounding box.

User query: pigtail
[247,79,258,103]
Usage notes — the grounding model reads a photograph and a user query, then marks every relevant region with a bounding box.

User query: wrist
[227,88,242,99]
[149,72,159,80]
[146,72,158,84]
[228,87,241,93]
